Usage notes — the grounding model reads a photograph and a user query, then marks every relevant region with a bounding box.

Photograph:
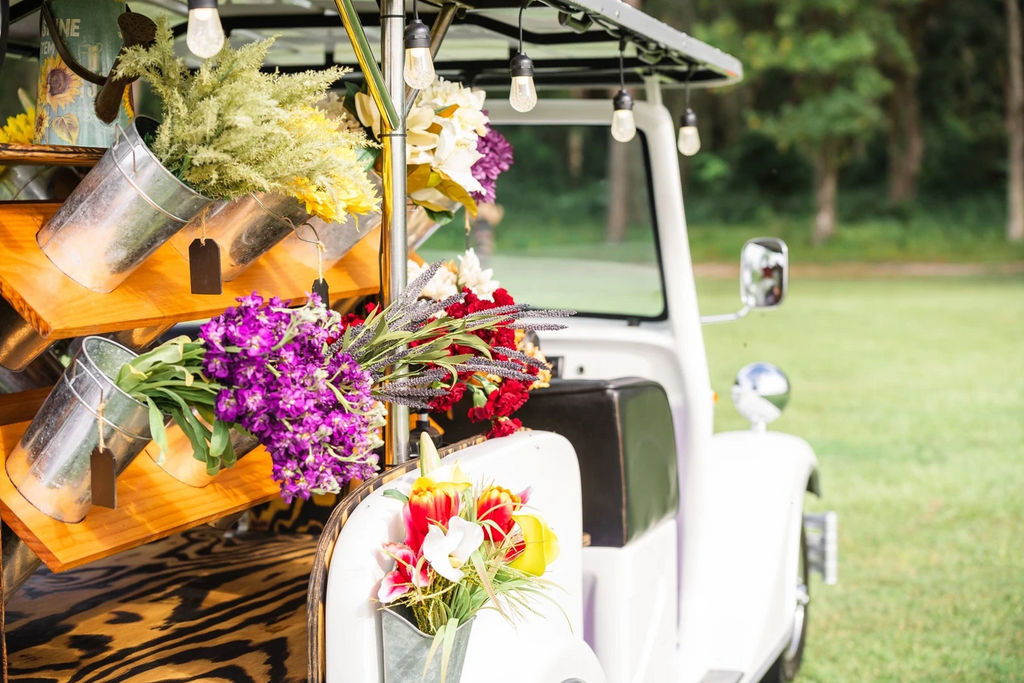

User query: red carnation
[486,417,522,439]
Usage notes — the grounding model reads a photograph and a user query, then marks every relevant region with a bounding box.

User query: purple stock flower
[198,293,382,502]
[471,121,514,204]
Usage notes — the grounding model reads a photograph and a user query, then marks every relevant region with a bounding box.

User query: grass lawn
[698,274,1024,683]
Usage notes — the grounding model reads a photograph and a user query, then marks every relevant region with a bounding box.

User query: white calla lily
[422,516,484,583]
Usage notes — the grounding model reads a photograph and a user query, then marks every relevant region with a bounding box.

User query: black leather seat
[438,377,679,548]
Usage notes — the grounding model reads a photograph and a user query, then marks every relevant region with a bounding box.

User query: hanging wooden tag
[189,238,223,295]
[312,278,330,306]
[90,447,117,509]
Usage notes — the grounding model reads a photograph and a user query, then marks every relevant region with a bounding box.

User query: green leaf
[209,418,230,459]
[424,625,446,678]
[146,397,170,461]
[423,207,455,226]
[382,488,409,504]
[440,617,460,683]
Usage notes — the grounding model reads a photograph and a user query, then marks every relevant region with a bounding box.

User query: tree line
[645,0,1024,245]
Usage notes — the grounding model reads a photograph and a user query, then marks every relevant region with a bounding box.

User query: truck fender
[696,430,818,680]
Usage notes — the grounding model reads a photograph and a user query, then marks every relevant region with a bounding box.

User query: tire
[761,529,809,683]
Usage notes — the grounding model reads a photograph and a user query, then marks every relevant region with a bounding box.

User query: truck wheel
[762,529,809,682]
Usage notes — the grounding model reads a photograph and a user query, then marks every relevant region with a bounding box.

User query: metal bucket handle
[111,123,194,225]
[62,358,150,442]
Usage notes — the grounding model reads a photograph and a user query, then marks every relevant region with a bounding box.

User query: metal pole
[381,0,409,466]
[404,2,459,116]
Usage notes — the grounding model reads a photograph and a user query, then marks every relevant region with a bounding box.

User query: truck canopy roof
[4,0,742,90]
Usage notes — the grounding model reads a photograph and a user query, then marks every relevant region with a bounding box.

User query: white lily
[422,516,484,583]
[409,259,459,300]
[434,120,485,195]
[457,248,499,300]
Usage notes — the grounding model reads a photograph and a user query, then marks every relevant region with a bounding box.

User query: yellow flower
[39,56,83,112]
[510,512,560,576]
[0,113,33,146]
[122,88,135,120]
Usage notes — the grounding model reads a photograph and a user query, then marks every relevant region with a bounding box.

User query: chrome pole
[381,0,409,466]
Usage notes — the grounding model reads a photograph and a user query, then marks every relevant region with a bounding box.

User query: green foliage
[114,18,360,202]
[114,336,230,475]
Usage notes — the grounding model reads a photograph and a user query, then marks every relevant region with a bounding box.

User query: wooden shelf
[0,202,381,341]
[0,142,106,167]
[0,416,283,573]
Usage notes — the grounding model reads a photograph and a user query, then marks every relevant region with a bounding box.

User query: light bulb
[510,75,537,112]
[611,109,636,143]
[678,126,701,156]
[611,89,636,143]
[678,109,700,156]
[403,19,434,89]
[186,6,225,59]
[509,52,537,113]
[404,47,435,88]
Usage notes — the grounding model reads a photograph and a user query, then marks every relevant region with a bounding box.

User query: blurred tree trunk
[605,138,632,243]
[813,148,838,245]
[1006,0,1024,242]
[887,10,925,206]
[887,74,924,205]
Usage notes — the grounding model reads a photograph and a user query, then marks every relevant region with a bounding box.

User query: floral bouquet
[114,262,572,500]
[406,250,555,438]
[377,434,561,682]
[345,78,514,224]
[115,18,379,224]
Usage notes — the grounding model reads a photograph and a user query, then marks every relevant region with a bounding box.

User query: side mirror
[701,237,789,325]
[740,237,788,310]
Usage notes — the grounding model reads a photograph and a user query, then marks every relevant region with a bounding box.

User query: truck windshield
[418,124,666,320]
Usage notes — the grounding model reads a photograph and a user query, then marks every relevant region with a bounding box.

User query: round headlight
[731,362,790,431]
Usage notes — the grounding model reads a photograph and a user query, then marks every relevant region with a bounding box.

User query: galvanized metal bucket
[407,197,460,251]
[382,609,474,683]
[37,116,213,293]
[0,297,52,372]
[281,171,383,271]
[149,416,259,488]
[171,193,312,281]
[6,336,152,523]
[0,165,83,201]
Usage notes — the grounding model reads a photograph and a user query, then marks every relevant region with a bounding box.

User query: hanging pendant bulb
[611,89,636,143]
[186,0,225,59]
[403,17,434,89]
[678,108,701,156]
[509,52,538,112]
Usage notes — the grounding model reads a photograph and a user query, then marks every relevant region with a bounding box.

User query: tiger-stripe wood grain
[305,435,487,683]
[6,526,315,683]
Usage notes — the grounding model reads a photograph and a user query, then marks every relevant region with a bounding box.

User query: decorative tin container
[381,609,474,683]
[34,0,130,147]
[172,193,312,281]
[37,117,213,293]
[6,336,151,523]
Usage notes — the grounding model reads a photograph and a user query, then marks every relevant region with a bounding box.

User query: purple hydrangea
[471,122,514,205]
[199,293,382,502]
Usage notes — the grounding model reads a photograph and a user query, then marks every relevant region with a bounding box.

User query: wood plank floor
[6,526,313,682]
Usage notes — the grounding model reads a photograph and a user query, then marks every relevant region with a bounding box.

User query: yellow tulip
[509,512,560,576]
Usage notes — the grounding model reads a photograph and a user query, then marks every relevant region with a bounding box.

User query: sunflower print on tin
[33,0,130,147]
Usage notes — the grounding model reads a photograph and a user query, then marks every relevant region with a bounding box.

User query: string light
[509,4,537,112]
[678,71,701,156]
[611,40,636,142]
[186,0,225,59]
[404,0,434,89]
